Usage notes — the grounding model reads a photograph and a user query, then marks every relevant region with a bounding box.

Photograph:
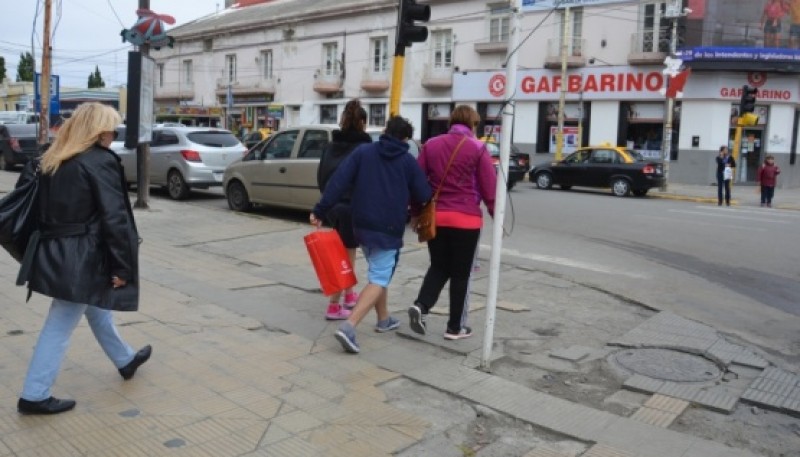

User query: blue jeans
[21,299,135,401]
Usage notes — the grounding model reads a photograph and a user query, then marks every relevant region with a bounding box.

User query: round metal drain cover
[610,348,721,382]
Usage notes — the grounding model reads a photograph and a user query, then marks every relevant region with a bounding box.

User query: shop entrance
[729,127,763,182]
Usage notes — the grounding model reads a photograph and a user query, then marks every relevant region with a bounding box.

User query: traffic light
[740,85,757,113]
[739,85,758,126]
[397,0,430,49]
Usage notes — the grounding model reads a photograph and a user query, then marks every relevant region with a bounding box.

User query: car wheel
[227,180,252,212]
[559,184,572,190]
[535,172,553,189]
[167,170,190,200]
[632,189,648,197]
[611,178,631,197]
[507,180,516,191]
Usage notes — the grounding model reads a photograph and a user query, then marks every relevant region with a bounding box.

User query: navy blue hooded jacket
[313,135,432,250]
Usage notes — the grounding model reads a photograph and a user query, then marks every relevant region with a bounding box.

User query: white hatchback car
[113,126,246,200]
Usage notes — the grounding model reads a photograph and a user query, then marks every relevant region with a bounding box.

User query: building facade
[151,0,800,188]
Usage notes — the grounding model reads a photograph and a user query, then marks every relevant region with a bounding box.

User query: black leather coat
[17,145,139,311]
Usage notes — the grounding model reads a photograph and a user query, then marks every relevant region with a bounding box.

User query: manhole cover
[610,348,722,382]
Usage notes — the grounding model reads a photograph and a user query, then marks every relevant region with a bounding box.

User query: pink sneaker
[343,292,359,310]
[325,303,351,320]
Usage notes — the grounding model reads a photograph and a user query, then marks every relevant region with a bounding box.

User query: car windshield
[186,131,241,147]
[625,149,646,161]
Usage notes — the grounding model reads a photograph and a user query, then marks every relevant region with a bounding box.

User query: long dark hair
[340,99,367,132]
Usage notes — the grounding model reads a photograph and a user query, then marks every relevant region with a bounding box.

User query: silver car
[223,125,338,212]
[113,126,246,200]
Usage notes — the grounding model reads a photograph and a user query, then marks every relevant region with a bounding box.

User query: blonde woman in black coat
[16,103,150,415]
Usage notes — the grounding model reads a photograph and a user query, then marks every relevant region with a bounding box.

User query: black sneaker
[408,304,427,335]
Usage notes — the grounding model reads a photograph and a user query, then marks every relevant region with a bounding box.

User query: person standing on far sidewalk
[316,99,372,320]
[15,103,151,415]
[716,145,736,206]
[310,116,432,354]
[757,154,781,207]
[408,105,497,341]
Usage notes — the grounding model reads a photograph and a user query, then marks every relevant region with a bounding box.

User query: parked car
[242,128,271,149]
[528,144,665,197]
[482,140,528,190]
[223,124,338,212]
[0,123,47,170]
[112,126,246,200]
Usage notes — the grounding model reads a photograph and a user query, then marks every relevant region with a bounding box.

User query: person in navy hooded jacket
[310,116,432,354]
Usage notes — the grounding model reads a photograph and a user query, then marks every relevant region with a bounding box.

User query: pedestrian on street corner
[408,105,497,341]
[757,154,781,207]
[310,116,432,354]
[716,145,736,206]
[316,99,372,320]
[15,103,151,415]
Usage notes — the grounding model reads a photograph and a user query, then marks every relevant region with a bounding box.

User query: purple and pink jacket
[415,124,496,222]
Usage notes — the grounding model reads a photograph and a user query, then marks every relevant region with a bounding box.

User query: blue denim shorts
[361,246,399,288]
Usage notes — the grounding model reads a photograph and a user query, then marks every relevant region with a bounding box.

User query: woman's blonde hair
[41,102,122,175]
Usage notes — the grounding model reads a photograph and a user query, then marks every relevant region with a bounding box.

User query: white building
[152,0,800,188]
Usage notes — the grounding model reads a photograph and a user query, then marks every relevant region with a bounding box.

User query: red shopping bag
[303,229,357,296]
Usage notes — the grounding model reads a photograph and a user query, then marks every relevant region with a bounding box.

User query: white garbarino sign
[522,0,631,10]
[453,69,800,103]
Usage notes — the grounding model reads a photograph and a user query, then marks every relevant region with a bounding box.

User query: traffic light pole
[660,12,679,191]
[389,52,405,117]
[555,6,570,161]
[389,0,429,117]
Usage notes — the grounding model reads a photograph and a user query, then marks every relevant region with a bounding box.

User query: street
[181,181,800,363]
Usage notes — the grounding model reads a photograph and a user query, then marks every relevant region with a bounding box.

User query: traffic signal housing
[739,85,758,126]
[396,0,430,50]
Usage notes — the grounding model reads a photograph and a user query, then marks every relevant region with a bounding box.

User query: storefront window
[320,104,337,124]
[369,104,386,127]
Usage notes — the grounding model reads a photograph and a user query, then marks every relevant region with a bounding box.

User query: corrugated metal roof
[169,0,395,39]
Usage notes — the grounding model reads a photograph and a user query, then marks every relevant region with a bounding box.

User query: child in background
[757,155,781,207]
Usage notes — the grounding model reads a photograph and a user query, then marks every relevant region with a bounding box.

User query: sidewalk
[651,182,800,210]
[0,171,780,456]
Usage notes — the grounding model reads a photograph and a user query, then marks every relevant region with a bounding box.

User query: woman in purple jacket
[408,105,497,340]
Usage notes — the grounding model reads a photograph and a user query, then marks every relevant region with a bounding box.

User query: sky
[0,0,222,88]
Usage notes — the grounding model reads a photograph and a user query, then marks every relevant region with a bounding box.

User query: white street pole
[481,0,521,371]
[555,6,570,161]
[660,0,681,191]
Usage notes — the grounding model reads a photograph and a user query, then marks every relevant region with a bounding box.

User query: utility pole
[135,0,151,209]
[481,0,520,371]
[555,7,570,161]
[660,0,683,191]
[38,0,52,146]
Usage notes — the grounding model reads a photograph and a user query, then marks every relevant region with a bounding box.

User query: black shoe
[119,345,152,380]
[18,396,76,415]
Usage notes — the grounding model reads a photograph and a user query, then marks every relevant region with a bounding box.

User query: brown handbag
[416,136,467,243]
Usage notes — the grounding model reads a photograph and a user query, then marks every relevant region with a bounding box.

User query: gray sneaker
[408,304,427,335]
[335,323,360,353]
[375,316,400,333]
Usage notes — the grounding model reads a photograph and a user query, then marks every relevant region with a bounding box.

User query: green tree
[88,66,105,88]
[0,56,7,83]
[16,52,34,82]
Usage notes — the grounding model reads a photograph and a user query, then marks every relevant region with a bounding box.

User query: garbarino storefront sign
[521,0,631,10]
[454,67,668,101]
[454,68,800,103]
